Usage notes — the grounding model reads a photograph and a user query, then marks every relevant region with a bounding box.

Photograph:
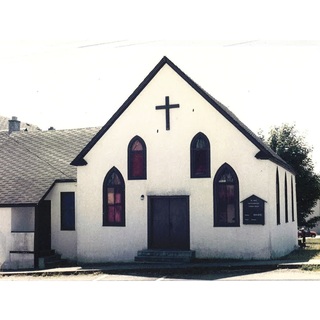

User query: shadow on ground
[96,266,278,281]
[281,245,320,262]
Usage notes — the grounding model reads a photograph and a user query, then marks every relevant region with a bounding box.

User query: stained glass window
[103,167,125,226]
[128,136,146,180]
[214,163,239,227]
[191,133,210,178]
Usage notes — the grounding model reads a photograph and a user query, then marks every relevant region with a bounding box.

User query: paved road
[1,268,320,281]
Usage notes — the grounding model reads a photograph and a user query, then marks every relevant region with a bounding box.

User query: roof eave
[255,150,296,175]
[0,203,37,208]
[70,56,295,175]
[71,56,170,166]
[39,178,77,203]
[0,179,77,207]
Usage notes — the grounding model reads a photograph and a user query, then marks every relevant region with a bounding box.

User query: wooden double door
[148,196,190,250]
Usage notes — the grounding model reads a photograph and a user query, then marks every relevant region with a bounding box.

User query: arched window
[103,167,125,226]
[190,132,210,178]
[214,163,239,227]
[276,168,281,225]
[128,136,146,180]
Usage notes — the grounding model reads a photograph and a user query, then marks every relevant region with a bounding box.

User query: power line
[78,40,126,48]
[224,40,259,47]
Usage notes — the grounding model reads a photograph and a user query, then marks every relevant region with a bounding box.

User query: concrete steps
[135,250,196,263]
[38,252,72,269]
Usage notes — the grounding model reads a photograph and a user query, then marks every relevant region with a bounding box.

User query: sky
[1,1,320,170]
[1,0,318,307]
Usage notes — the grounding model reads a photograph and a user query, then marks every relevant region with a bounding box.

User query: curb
[1,260,312,277]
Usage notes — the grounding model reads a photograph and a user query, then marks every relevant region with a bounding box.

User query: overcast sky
[1,1,320,169]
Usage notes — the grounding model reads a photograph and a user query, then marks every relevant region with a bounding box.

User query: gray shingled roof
[0,127,100,206]
[0,115,41,132]
[0,132,9,145]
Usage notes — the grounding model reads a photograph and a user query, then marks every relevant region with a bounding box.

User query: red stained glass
[115,192,121,204]
[214,164,239,227]
[129,137,146,179]
[217,185,236,224]
[104,168,125,226]
[194,150,207,175]
[191,133,210,178]
[114,206,122,222]
[132,140,143,151]
[108,206,115,222]
[107,188,114,204]
[131,152,144,177]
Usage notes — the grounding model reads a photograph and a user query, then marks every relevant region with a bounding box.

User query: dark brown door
[148,196,190,250]
[35,200,51,257]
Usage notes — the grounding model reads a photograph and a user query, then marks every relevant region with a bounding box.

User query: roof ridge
[8,134,75,180]
[0,115,41,131]
[11,126,102,135]
[70,56,294,173]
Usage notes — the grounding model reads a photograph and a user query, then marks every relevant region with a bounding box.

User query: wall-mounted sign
[242,195,266,225]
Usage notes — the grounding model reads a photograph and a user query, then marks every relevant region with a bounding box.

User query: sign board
[242,195,265,225]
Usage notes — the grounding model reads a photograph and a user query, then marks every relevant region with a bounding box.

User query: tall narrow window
[291,176,295,222]
[214,163,239,227]
[276,168,281,225]
[285,173,288,223]
[61,192,75,230]
[191,132,210,178]
[103,167,125,226]
[128,136,146,180]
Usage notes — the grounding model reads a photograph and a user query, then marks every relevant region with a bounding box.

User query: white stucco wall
[76,63,297,262]
[269,167,298,258]
[1,207,36,270]
[0,208,11,269]
[45,182,77,261]
[11,207,34,232]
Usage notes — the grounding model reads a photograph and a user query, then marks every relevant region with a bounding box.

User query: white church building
[0,56,298,270]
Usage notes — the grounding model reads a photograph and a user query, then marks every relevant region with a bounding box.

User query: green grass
[281,237,320,261]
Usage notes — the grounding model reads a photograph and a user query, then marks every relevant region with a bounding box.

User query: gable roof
[0,127,100,206]
[71,56,294,174]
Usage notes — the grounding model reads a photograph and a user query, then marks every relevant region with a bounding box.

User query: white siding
[45,182,77,261]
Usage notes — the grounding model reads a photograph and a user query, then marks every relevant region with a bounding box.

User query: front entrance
[148,196,190,250]
[34,200,52,262]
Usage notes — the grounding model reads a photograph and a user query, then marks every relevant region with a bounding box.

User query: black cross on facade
[155,96,180,130]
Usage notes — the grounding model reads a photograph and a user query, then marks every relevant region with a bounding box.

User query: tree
[262,123,320,228]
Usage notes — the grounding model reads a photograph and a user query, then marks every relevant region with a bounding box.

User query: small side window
[61,192,75,231]
[276,168,281,225]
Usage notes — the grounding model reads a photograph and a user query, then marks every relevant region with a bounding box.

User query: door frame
[34,200,52,267]
[147,195,190,250]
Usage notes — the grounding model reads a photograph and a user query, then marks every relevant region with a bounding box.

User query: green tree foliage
[263,124,320,228]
